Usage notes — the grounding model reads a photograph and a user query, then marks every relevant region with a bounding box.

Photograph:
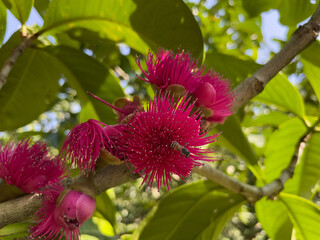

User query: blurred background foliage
[1,0,320,239]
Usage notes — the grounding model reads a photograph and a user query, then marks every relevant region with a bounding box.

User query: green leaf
[284,133,320,198]
[214,115,261,178]
[0,1,6,44]
[277,0,317,26]
[243,111,290,127]
[1,0,33,24]
[263,117,307,183]
[241,0,278,18]
[302,59,320,102]
[255,197,292,240]
[40,0,203,57]
[95,191,116,228]
[254,73,305,118]
[0,222,29,240]
[204,51,259,85]
[33,0,49,19]
[136,181,245,240]
[279,193,320,240]
[0,48,60,130]
[80,217,113,239]
[44,46,124,124]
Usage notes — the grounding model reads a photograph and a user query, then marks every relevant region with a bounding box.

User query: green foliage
[0,1,6,44]
[134,181,245,240]
[0,0,320,239]
[41,0,203,57]
[1,0,33,24]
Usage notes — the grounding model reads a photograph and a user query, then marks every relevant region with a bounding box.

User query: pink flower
[31,184,96,240]
[136,49,234,123]
[0,139,65,193]
[193,71,234,123]
[60,119,114,173]
[121,93,217,190]
[136,49,202,92]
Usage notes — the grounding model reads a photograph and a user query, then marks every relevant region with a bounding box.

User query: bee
[170,141,190,158]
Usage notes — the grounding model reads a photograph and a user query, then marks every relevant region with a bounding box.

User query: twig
[195,118,320,203]
[232,3,320,112]
[0,34,35,91]
[0,164,138,229]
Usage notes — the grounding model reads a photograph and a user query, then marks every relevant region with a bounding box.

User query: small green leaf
[277,0,317,26]
[284,133,320,198]
[279,193,320,240]
[204,51,259,85]
[2,0,33,24]
[33,0,49,19]
[95,191,116,228]
[243,111,290,127]
[41,0,203,57]
[302,59,320,102]
[0,1,6,44]
[255,197,292,240]
[0,222,29,239]
[254,73,305,118]
[241,0,278,18]
[263,118,307,183]
[214,115,261,178]
[135,181,245,240]
[0,48,61,131]
[44,46,124,124]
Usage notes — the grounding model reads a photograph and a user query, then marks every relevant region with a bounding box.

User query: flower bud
[193,82,216,106]
[54,190,96,230]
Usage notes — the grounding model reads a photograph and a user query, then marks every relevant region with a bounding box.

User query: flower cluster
[0,139,64,193]
[1,48,233,240]
[136,49,234,123]
[121,93,217,189]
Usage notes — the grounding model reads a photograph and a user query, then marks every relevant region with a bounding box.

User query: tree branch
[232,2,320,112]
[195,118,320,203]
[0,34,35,91]
[1,2,320,230]
[0,164,138,229]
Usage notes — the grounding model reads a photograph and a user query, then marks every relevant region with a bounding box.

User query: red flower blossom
[136,49,202,92]
[31,184,96,240]
[60,119,114,173]
[121,93,217,190]
[0,139,65,193]
[136,49,234,123]
[193,71,234,123]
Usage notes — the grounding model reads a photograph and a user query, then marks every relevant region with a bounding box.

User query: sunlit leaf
[135,181,245,240]
[243,111,290,127]
[41,0,203,57]
[256,197,292,240]
[280,193,320,240]
[2,0,33,24]
[0,1,6,44]
[0,222,29,240]
[284,133,320,198]
[254,73,305,118]
[263,117,307,183]
[277,0,317,26]
[95,191,116,228]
